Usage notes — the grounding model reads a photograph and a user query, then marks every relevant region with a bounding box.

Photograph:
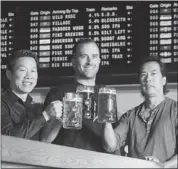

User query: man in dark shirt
[42,38,112,152]
[102,56,177,168]
[1,49,63,141]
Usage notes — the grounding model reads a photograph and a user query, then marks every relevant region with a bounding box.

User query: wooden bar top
[2,135,161,168]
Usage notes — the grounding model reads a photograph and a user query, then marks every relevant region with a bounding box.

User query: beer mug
[76,85,95,120]
[97,87,117,123]
[63,93,83,129]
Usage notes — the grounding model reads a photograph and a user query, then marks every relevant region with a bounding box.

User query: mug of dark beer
[97,87,117,123]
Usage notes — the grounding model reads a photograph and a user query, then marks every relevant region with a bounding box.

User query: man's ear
[6,69,12,81]
[162,76,166,86]
[99,57,101,65]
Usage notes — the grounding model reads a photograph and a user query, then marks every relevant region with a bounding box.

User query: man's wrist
[42,111,50,122]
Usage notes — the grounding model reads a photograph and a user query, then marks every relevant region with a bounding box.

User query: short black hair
[139,56,169,94]
[72,38,99,56]
[7,49,39,71]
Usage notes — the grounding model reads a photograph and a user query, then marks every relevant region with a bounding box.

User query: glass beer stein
[76,85,95,120]
[63,93,83,129]
[97,87,117,123]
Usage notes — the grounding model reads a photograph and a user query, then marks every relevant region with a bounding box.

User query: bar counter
[1,135,163,168]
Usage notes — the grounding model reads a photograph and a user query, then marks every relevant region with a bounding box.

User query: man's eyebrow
[79,54,87,57]
[17,65,37,68]
[141,69,158,73]
[150,69,158,72]
[16,65,26,68]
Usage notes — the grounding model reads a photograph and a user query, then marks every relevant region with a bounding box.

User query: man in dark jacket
[1,49,63,141]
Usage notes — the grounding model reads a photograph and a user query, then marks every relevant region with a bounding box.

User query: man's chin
[141,90,156,98]
[145,92,157,98]
[84,74,97,79]
[79,72,96,79]
[20,88,34,94]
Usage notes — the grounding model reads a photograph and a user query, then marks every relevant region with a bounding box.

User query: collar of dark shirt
[6,88,33,104]
[74,80,104,92]
[138,98,166,122]
[139,107,157,123]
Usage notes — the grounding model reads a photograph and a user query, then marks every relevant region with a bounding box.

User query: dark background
[1,1,177,87]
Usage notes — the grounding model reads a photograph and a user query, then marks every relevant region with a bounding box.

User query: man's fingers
[52,101,63,111]
[45,100,63,119]
[49,101,63,112]
[144,156,160,163]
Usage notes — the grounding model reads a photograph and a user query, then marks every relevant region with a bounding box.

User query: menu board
[27,2,136,77]
[149,2,178,63]
[1,1,177,86]
[1,11,15,70]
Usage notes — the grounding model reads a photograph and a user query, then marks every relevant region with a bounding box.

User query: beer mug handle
[93,101,98,122]
[93,115,98,122]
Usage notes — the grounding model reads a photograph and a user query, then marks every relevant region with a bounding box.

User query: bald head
[71,38,101,79]
[73,38,99,57]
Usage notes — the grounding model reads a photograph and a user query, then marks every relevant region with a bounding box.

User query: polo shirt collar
[138,98,166,122]
[7,88,33,103]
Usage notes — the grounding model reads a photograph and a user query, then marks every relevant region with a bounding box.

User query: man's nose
[145,73,151,82]
[86,56,92,64]
[25,71,32,79]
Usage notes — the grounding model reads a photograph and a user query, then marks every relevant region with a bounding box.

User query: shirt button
[148,121,151,125]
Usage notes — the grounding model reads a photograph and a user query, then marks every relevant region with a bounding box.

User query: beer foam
[99,88,116,94]
[77,89,94,93]
[76,85,94,93]
[66,97,83,102]
[64,93,83,102]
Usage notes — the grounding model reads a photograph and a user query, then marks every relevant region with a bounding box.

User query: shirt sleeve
[1,100,46,139]
[114,110,131,150]
[43,87,63,110]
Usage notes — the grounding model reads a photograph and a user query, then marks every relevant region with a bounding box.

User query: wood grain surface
[2,135,161,168]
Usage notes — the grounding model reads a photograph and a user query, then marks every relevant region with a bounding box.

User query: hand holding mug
[144,156,165,168]
[43,100,63,121]
[144,156,160,163]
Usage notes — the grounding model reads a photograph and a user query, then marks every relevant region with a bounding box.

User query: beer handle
[93,115,98,122]
[93,101,98,122]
